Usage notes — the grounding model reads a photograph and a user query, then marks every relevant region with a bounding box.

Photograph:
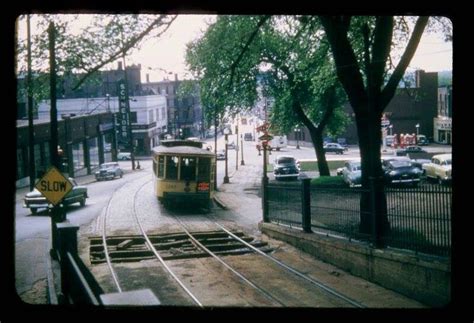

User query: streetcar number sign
[35,166,73,206]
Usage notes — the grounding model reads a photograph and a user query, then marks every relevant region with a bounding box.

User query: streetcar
[152,139,216,209]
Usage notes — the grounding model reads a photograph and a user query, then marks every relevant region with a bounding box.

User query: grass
[267,160,347,172]
[310,175,346,186]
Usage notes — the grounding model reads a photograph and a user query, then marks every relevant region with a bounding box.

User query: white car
[422,153,452,184]
[117,151,131,160]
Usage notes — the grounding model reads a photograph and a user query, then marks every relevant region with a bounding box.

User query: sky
[127,15,452,83]
[18,15,452,82]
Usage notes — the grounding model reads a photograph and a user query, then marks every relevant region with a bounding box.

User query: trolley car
[152,139,216,209]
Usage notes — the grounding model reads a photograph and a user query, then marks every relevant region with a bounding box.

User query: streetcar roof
[152,145,215,156]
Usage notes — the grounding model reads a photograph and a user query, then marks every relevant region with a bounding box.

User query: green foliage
[16,14,176,105]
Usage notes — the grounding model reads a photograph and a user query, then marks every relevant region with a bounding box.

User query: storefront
[433,117,452,144]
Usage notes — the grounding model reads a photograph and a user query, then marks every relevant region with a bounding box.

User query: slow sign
[35,166,73,206]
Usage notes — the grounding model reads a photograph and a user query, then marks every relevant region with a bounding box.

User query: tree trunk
[356,111,390,242]
[309,129,330,176]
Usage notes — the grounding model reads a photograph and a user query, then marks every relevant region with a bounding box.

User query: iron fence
[267,181,451,257]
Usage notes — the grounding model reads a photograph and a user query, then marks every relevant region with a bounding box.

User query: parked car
[341,160,362,187]
[216,150,226,160]
[95,162,123,181]
[410,158,431,175]
[23,178,88,215]
[244,133,253,141]
[422,153,452,184]
[395,145,427,156]
[273,155,300,180]
[117,151,131,160]
[323,143,346,154]
[227,141,236,150]
[416,134,429,145]
[382,157,422,186]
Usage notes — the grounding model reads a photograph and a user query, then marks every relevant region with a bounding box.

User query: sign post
[36,166,73,255]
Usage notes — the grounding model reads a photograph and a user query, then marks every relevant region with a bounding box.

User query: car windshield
[277,157,295,164]
[443,159,451,165]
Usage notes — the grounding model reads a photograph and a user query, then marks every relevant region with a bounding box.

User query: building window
[88,138,100,169]
[148,110,154,123]
[72,142,85,172]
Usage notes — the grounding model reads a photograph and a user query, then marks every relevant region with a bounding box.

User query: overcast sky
[127,15,452,83]
[18,15,452,82]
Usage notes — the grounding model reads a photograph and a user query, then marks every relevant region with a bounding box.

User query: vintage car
[382,157,422,186]
[95,162,123,181]
[24,177,88,214]
[422,153,452,184]
[341,160,362,187]
[323,143,346,154]
[273,155,300,180]
[216,149,226,160]
[410,158,431,175]
[117,151,131,160]
[395,145,427,156]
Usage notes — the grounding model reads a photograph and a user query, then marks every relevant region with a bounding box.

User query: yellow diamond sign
[35,166,73,206]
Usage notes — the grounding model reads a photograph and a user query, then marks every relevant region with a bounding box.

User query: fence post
[56,222,79,302]
[262,176,269,223]
[301,178,312,233]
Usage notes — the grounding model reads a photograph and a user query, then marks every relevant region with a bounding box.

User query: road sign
[256,123,269,132]
[259,134,273,141]
[35,166,73,206]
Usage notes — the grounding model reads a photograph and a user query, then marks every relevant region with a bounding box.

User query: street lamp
[294,127,301,149]
[223,127,230,184]
[415,123,420,136]
[240,134,245,165]
[389,124,393,136]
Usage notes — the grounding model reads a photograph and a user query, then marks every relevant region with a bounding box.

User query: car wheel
[30,208,37,215]
[80,195,86,207]
[120,172,123,178]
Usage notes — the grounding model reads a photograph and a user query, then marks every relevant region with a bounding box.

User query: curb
[212,195,228,210]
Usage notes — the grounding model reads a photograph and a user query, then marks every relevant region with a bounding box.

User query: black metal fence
[267,180,452,257]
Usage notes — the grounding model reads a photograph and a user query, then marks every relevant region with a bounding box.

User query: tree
[186,15,349,175]
[319,16,450,240]
[16,14,177,103]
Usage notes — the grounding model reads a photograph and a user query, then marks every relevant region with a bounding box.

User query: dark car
[244,133,253,141]
[273,155,300,180]
[95,162,124,181]
[23,177,88,214]
[323,143,346,154]
[382,157,422,186]
[395,145,427,156]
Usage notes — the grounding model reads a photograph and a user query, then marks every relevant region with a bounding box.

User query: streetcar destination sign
[35,166,73,206]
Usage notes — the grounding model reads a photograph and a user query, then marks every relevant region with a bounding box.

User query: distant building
[37,94,167,156]
[142,74,203,139]
[433,85,452,144]
[286,70,442,146]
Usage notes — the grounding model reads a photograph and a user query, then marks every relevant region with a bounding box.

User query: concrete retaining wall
[259,222,450,307]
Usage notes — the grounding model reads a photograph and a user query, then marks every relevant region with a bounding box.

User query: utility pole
[121,54,136,170]
[48,22,59,170]
[214,110,218,190]
[26,15,36,191]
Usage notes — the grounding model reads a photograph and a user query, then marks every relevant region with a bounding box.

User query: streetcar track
[98,173,366,308]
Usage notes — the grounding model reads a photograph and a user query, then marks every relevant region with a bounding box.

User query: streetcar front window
[197,158,211,182]
[165,156,179,180]
[180,157,196,181]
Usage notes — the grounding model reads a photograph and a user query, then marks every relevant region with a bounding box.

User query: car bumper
[389,178,420,184]
[274,173,299,178]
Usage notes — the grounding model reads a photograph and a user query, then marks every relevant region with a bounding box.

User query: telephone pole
[26,15,36,191]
